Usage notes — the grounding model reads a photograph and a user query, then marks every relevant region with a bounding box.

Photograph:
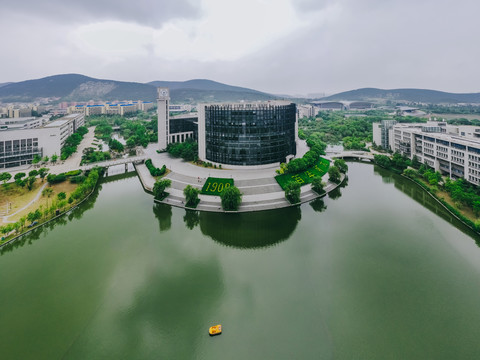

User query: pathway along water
[1,163,480,359]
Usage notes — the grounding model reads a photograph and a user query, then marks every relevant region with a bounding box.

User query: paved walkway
[2,182,48,223]
[137,143,344,213]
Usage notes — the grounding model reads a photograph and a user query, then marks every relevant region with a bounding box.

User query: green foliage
[15,178,25,187]
[299,111,375,146]
[28,170,38,177]
[334,159,348,173]
[109,138,124,152]
[61,130,86,160]
[183,185,201,207]
[14,172,26,180]
[51,154,58,163]
[0,172,12,184]
[403,168,417,178]
[153,179,172,200]
[65,170,82,177]
[311,176,325,194]
[167,139,198,161]
[27,209,42,224]
[32,154,41,164]
[70,175,86,184]
[220,185,242,211]
[275,157,330,190]
[328,166,342,184]
[47,173,67,184]
[42,187,53,198]
[81,147,111,164]
[26,176,36,190]
[285,181,301,204]
[68,168,100,202]
[57,192,66,200]
[145,159,166,177]
[38,168,49,180]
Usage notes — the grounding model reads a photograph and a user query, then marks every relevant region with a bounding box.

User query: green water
[1,163,480,359]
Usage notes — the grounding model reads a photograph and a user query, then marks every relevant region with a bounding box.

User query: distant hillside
[322,88,480,104]
[0,74,157,102]
[0,82,13,88]
[149,79,276,103]
[0,74,276,103]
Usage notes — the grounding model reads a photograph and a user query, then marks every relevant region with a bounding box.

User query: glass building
[199,102,297,166]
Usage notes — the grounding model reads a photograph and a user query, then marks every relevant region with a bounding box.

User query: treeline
[373,153,420,174]
[61,126,88,160]
[1,168,102,243]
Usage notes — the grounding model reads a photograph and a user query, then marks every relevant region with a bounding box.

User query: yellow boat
[209,324,222,336]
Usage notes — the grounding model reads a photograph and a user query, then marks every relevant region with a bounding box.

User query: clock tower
[157,88,170,149]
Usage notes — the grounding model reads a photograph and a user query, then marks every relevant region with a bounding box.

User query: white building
[387,122,480,185]
[157,88,170,150]
[0,113,85,169]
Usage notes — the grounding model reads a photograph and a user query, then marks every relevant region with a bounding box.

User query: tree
[38,168,49,181]
[334,159,348,173]
[43,156,49,163]
[403,168,417,178]
[328,166,342,184]
[0,172,12,185]
[221,186,242,211]
[183,185,200,207]
[27,209,42,224]
[26,176,36,190]
[57,192,66,200]
[51,154,58,163]
[153,179,172,200]
[32,154,41,164]
[28,170,38,177]
[14,172,26,181]
[42,187,54,198]
[311,176,325,194]
[285,182,301,204]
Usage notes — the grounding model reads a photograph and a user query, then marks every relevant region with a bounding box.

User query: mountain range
[1,74,480,104]
[0,74,276,104]
[322,88,480,104]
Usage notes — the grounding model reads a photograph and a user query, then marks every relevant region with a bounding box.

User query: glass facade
[0,138,42,168]
[204,103,297,165]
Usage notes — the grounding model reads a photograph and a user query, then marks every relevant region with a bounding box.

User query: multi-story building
[372,120,397,150]
[383,121,480,185]
[198,102,297,167]
[0,113,84,169]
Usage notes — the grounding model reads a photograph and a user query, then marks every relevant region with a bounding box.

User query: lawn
[0,179,78,226]
[201,177,234,196]
[275,157,330,190]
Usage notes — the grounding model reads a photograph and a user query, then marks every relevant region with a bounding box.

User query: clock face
[159,88,169,98]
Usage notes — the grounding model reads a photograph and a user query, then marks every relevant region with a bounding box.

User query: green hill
[322,88,480,104]
[0,74,276,103]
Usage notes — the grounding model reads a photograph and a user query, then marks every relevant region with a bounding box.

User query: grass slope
[275,158,330,190]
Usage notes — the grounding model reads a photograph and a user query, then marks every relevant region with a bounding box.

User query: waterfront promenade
[136,143,343,213]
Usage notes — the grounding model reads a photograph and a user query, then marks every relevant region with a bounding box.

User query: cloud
[1,0,201,27]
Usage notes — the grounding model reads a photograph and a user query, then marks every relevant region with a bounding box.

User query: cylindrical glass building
[199,102,297,166]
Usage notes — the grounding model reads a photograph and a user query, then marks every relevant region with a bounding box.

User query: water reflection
[199,207,301,249]
[184,210,200,230]
[0,184,101,256]
[372,164,480,244]
[153,203,172,232]
[309,198,327,213]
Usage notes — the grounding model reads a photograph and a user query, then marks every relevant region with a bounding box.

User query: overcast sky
[1,0,479,95]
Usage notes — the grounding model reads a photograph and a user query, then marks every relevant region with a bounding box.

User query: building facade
[379,121,480,185]
[198,102,297,166]
[0,113,85,169]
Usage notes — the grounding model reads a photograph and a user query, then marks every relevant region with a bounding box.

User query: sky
[1,0,479,96]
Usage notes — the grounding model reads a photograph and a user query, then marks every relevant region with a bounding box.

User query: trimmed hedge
[145,159,166,177]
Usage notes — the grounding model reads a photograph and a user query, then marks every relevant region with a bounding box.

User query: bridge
[328,151,376,162]
[80,154,148,172]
